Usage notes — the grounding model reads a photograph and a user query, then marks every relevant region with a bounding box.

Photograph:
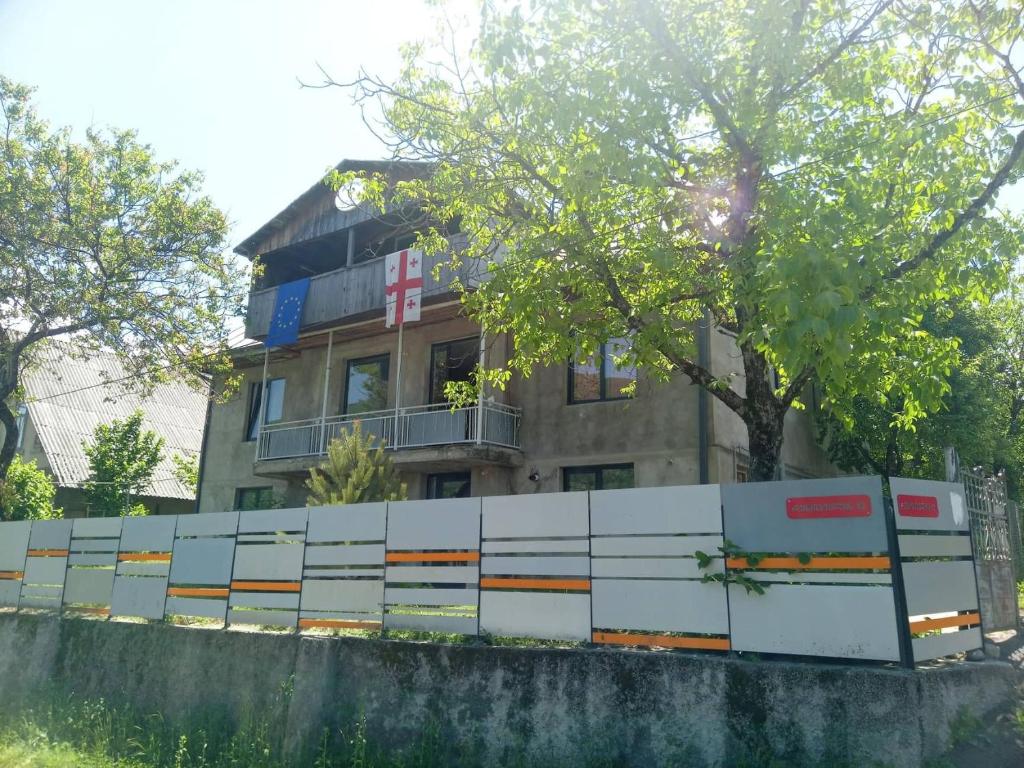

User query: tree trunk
[0,398,17,481]
[0,345,21,481]
[745,402,786,481]
[740,340,787,482]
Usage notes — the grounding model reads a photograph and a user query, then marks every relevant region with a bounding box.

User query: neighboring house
[196,159,834,513]
[4,341,206,517]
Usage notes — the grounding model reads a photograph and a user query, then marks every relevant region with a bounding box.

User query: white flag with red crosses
[384,249,423,327]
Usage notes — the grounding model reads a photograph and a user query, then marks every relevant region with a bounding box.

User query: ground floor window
[235,486,276,511]
[562,463,634,492]
[426,471,471,499]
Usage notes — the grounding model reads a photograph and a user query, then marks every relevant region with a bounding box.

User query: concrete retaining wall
[0,613,1016,767]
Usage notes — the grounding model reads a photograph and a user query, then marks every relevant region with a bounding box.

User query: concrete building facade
[196,160,833,513]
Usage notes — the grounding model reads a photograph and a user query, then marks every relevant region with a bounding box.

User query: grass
[0,691,626,768]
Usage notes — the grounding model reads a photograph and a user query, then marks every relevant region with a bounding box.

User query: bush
[306,423,407,506]
[0,455,61,521]
[83,410,163,517]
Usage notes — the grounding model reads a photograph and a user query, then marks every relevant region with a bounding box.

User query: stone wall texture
[0,613,1016,767]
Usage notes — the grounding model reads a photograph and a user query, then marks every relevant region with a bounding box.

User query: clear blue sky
[1,0,1021,258]
[0,0,475,251]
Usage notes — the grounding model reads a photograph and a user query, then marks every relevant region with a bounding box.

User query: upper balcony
[244,248,487,339]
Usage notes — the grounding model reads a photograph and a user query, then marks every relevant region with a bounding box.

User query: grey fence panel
[0,520,31,608]
[722,476,888,553]
[890,477,984,662]
[63,517,122,614]
[300,504,386,631]
[480,492,591,641]
[384,498,480,635]
[723,476,900,661]
[229,507,308,628]
[111,516,177,620]
[165,511,239,623]
[19,519,73,609]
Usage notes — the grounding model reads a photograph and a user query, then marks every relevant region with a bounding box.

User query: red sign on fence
[786,494,873,519]
[896,494,940,518]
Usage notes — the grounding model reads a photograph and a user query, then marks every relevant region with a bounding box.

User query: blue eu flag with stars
[266,278,310,347]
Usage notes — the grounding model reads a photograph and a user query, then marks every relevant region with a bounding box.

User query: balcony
[245,246,485,339]
[256,402,522,463]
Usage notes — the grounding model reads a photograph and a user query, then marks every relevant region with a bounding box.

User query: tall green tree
[819,290,1023,490]
[328,0,1024,479]
[0,76,245,480]
[83,410,164,517]
[0,455,61,521]
[306,423,408,506]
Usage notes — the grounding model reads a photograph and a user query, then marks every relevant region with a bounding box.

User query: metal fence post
[884,495,915,669]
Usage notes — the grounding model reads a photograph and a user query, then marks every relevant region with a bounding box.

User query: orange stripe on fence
[480,577,590,591]
[27,549,68,557]
[71,606,110,616]
[593,632,731,651]
[167,587,230,598]
[230,581,302,593]
[117,553,171,562]
[298,619,382,630]
[725,556,890,571]
[386,551,480,563]
[909,612,981,633]
[0,571,23,580]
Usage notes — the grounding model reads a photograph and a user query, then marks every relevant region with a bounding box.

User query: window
[245,378,285,441]
[426,471,471,499]
[235,486,276,511]
[429,337,478,403]
[563,463,634,492]
[343,355,389,414]
[14,404,27,450]
[569,337,636,403]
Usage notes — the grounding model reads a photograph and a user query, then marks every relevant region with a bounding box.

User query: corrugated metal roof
[22,342,208,500]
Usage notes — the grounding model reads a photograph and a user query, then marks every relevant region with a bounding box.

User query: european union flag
[266,278,310,347]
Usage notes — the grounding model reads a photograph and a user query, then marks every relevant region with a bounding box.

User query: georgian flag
[384,249,423,327]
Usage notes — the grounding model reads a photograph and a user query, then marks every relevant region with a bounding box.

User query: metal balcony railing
[256,402,522,461]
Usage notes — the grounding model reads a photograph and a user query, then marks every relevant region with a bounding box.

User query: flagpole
[476,325,485,445]
[393,321,404,448]
[254,345,269,462]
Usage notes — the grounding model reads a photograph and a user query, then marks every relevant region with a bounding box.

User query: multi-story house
[195,160,833,512]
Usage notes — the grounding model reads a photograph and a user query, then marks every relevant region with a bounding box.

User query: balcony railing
[256,402,522,462]
[245,244,486,338]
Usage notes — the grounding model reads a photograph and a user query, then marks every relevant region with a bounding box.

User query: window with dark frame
[245,378,285,441]
[562,463,635,492]
[429,337,479,404]
[343,355,390,414]
[425,471,472,499]
[235,486,276,511]
[568,337,636,403]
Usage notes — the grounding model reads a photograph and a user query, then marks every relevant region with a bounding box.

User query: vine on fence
[695,539,814,596]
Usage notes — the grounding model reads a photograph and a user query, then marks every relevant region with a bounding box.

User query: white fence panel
[111,516,177,620]
[165,511,238,623]
[590,486,729,651]
[480,492,591,641]
[300,504,386,630]
[384,498,480,634]
[228,508,307,628]
[0,520,31,608]
[63,517,122,614]
[890,477,982,662]
[19,519,72,609]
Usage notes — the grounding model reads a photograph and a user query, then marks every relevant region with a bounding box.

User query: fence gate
[957,467,1018,631]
